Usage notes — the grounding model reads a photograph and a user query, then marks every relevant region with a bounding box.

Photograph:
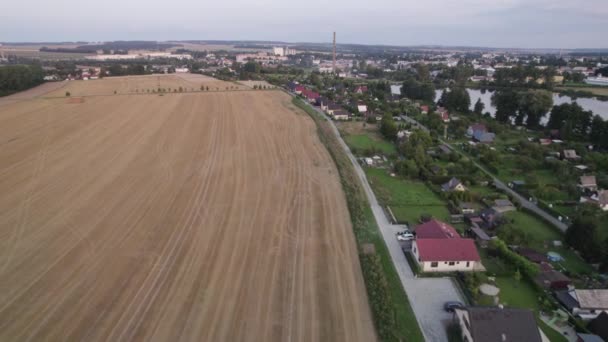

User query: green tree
[444,88,471,113]
[565,215,602,262]
[380,114,398,141]
[474,98,484,115]
[492,90,519,123]
[517,90,553,128]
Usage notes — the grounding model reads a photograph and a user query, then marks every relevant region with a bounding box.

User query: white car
[396,232,415,241]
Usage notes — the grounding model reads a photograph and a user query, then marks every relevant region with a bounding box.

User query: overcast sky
[1,0,607,49]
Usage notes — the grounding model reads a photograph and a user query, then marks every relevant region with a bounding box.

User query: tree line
[0,65,45,96]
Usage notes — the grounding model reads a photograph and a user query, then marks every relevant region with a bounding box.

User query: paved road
[400,115,569,233]
[300,101,463,342]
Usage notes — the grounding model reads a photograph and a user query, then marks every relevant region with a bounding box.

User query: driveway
[300,100,463,341]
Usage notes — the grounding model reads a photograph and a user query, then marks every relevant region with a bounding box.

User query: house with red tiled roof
[420,105,429,114]
[354,85,368,94]
[412,220,481,272]
[301,89,320,103]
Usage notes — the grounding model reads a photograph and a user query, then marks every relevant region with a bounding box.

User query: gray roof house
[454,307,543,342]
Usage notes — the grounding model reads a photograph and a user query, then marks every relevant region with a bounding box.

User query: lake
[434,89,608,121]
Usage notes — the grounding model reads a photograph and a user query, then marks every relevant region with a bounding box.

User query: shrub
[65,91,70,97]
[490,239,539,278]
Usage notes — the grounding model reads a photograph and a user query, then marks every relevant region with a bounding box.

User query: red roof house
[412,219,482,273]
[354,85,368,94]
[415,219,460,239]
[420,105,429,114]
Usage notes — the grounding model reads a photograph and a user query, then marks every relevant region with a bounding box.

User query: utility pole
[332,32,336,73]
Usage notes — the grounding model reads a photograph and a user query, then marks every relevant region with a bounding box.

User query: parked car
[444,301,465,312]
[396,232,415,241]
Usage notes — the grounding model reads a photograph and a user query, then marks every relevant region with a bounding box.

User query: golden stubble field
[0,75,376,341]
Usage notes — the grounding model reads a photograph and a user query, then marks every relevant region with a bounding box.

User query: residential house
[580,190,608,211]
[357,102,368,114]
[492,199,516,213]
[466,123,487,138]
[479,208,502,229]
[325,102,342,116]
[293,85,306,95]
[442,177,467,192]
[556,289,608,319]
[587,312,608,342]
[411,220,481,272]
[579,176,598,192]
[316,97,329,110]
[473,131,496,144]
[437,107,450,122]
[454,307,543,342]
[354,85,368,94]
[301,89,320,103]
[332,110,350,121]
[459,202,477,215]
[563,149,581,161]
[420,105,429,114]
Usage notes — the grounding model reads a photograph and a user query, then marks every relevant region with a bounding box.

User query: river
[434,89,608,121]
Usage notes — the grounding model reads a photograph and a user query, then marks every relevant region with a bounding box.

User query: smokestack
[333,32,336,73]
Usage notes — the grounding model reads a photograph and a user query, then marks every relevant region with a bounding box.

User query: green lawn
[503,211,562,247]
[344,134,397,155]
[365,168,451,224]
[495,276,540,309]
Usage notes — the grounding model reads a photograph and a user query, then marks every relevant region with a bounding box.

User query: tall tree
[380,114,398,141]
[474,98,485,115]
[518,90,553,128]
[445,88,471,113]
[491,90,519,124]
[565,215,602,262]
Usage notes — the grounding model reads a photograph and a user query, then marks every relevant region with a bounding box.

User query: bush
[490,239,539,278]
[65,91,70,97]
[360,253,396,340]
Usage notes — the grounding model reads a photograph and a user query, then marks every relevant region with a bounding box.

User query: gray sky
[1,0,607,48]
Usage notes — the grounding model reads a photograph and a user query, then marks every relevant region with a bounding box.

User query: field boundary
[292,97,424,342]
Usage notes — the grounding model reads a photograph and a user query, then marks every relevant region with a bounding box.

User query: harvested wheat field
[0,76,376,342]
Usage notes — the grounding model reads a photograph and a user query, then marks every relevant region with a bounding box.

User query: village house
[473,131,495,144]
[453,307,543,342]
[563,149,581,161]
[466,123,487,138]
[442,177,467,192]
[580,190,608,211]
[411,220,481,272]
[354,85,368,94]
[459,202,476,215]
[437,107,450,122]
[332,110,350,121]
[479,208,502,229]
[357,102,368,114]
[420,105,429,114]
[556,289,608,320]
[492,199,516,213]
[325,102,342,116]
[301,89,320,103]
[579,176,598,192]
